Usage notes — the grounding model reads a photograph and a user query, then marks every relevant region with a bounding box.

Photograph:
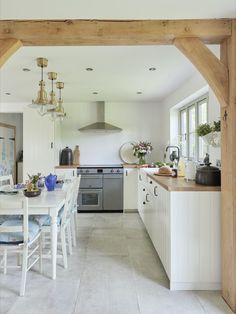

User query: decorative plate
[119,142,139,164]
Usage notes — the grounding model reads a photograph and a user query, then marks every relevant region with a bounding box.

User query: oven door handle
[80,175,103,179]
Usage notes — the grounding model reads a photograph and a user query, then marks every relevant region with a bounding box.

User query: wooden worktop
[55,165,79,169]
[122,163,156,168]
[147,173,221,192]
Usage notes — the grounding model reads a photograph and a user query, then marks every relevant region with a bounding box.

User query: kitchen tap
[165,145,180,164]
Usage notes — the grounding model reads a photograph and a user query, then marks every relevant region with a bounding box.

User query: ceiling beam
[0,19,231,46]
[174,37,228,108]
[0,38,22,68]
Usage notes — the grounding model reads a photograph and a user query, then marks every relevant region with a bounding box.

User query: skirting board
[124,208,138,213]
[170,281,221,291]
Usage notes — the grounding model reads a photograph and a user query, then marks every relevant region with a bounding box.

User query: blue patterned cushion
[0,219,41,244]
[0,215,21,225]
[30,206,64,227]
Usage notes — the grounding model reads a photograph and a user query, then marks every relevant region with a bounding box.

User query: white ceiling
[0,0,234,104]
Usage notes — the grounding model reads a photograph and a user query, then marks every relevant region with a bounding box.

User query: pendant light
[28,57,57,116]
[49,82,66,121]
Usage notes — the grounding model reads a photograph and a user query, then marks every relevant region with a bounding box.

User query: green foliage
[196,120,220,137]
[213,120,221,132]
[196,123,212,137]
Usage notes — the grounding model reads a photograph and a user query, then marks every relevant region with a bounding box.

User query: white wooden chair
[32,183,74,269]
[70,175,81,247]
[0,175,16,225]
[0,175,13,188]
[0,195,42,296]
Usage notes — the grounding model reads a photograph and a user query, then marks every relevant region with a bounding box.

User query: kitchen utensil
[195,163,221,186]
[45,173,57,191]
[60,146,73,165]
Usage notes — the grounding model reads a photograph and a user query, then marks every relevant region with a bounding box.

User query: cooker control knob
[117,169,120,173]
[86,170,89,173]
[80,170,83,173]
[111,169,114,173]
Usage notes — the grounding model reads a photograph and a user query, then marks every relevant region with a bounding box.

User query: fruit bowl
[23,189,41,197]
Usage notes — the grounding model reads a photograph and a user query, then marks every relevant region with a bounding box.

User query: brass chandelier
[47,81,66,121]
[28,57,57,116]
[29,57,67,120]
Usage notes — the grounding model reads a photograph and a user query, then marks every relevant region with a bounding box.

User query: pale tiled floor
[0,213,234,314]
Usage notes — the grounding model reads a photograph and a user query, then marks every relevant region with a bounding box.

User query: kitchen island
[138,168,221,291]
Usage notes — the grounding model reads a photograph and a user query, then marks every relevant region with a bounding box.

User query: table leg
[51,216,58,280]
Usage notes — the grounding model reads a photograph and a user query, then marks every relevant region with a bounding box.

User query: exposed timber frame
[0,18,235,312]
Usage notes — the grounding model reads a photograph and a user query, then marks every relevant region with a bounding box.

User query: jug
[185,161,197,181]
[45,173,57,191]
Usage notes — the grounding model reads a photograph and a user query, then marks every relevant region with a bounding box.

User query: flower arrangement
[26,173,41,192]
[132,141,153,164]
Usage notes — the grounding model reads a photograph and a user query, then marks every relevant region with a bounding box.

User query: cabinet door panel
[123,168,138,210]
[23,108,54,179]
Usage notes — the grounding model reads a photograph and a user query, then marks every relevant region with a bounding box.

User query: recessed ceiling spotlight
[137,91,142,94]
[22,68,31,72]
[92,92,98,94]
[5,92,11,96]
[86,68,94,71]
[149,67,156,71]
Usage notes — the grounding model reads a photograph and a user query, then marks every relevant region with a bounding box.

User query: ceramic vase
[73,145,80,165]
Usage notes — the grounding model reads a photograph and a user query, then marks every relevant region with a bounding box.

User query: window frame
[179,94,209,161]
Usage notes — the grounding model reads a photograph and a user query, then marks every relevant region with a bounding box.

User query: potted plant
[24,173,42,197]
[132,141,153,164]
[196,120,221,147]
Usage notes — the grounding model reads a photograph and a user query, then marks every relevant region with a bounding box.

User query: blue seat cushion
[0,219,41,244]
[31,206,64,227]
[0,215,21,225]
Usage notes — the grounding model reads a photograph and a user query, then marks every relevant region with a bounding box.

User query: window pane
[189,132,196,159]
[199,137,208,160]
[180,110,187,134]
[188,105,196,132]
[180,134,187,157]
[198,101,207,124]
[180,110,187,157]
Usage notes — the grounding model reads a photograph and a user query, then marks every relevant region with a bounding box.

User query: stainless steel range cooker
[77,164,123,212]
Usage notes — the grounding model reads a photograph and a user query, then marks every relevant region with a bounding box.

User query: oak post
[220,19,236,313]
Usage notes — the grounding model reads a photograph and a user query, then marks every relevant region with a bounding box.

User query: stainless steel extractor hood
[78,101,122,132]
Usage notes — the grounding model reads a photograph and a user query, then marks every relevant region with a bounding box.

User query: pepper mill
[73,145,80,165]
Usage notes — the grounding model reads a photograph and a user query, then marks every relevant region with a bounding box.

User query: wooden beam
[0,19,231,46]
[220,19,236,313]
[174,37,229,108]
[0,38,22,68]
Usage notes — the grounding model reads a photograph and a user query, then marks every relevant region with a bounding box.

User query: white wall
[158,72,221,165]
[0,112,23,159]
[58,101,162,165]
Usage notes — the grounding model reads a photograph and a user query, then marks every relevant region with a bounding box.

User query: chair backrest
[61,183,74,225]
[72,175,81,211]
[0,196,29,244]
[0,175,14,190]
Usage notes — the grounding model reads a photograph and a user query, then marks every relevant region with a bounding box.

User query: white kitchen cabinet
[138,169,221,290]
[23,107,55,180]
[55,167,77,180]
[123,167,138,212]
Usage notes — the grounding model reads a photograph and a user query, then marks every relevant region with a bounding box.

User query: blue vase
[45,174,57,191]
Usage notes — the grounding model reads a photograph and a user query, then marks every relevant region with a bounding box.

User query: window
[179,95,208,161]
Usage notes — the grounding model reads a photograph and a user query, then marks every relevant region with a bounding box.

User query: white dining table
[0,188,66,280]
